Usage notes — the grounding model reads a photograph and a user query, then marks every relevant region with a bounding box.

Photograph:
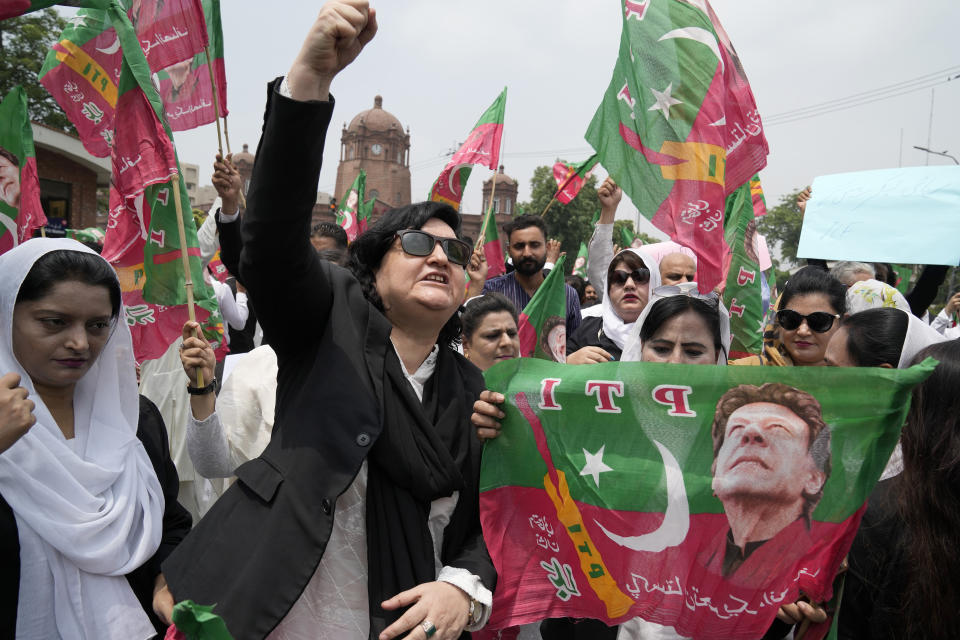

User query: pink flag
[128,0,208,72]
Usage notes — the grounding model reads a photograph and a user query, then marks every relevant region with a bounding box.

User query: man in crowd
[659,252,696,285]
[481,214,582,334]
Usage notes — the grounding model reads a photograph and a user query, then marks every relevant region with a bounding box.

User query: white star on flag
[648,83,683,120]
[580,445,613,487]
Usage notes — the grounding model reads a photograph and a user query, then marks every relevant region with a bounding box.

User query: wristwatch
[467,597,483,627]
[187,377,217,395]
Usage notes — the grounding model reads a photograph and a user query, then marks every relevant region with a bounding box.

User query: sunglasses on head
[395,229,471,267]
[776,309,840,333]
[651,284,719,306]
[609,267,650,287]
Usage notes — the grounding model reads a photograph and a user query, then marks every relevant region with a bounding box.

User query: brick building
[334,95,411,209]
[32,123,110,232]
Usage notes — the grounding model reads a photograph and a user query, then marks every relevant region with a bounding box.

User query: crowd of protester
[1,2,959,639]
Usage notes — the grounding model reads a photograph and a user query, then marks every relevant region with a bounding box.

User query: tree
[612,220,658,249]
[757,188,806,266]
[0,9,74,133]
[517,162,601,273]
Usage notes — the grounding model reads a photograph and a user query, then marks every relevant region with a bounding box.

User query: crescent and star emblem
[593,439,690,553]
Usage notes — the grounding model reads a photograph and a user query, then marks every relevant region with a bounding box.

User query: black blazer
[163,80,494,639]
[0,396,192,637]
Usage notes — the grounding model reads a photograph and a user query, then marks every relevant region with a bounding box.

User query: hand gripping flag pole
[171,172,204,387]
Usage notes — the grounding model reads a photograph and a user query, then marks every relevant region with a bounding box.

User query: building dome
[347,95,404,133]
[484,165,517,187]
[233,143,255,166]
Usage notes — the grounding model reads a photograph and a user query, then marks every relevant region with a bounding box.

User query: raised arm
[587,177,621,300]
[239,1,377,355]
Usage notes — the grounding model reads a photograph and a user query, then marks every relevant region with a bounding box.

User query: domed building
[482,165,518,215]
[232,143,256,196]
[334,95,411,209]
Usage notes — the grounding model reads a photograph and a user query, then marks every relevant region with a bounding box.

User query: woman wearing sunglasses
[731,266,846,367]
[566,248,662,363]
[161,8,495,639]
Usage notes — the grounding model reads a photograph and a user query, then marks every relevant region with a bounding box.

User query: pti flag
[167,600,233,640]
[336,170,366,242]
[156,0,227,132]
[0,86,46,255]
[572,242,589,279]
[125,0,207,72]
[429,88,506,211]
[749,173,767,217]
[39,7,124,157]
[552,154,598,205]
[722,179,764,360]
[517,254,567,362]
[481,204,506,278]
[585,0,768,292]
[113,239,225,363]
[479,357,933,638]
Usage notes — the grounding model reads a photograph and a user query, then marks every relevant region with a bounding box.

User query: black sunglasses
[776,309,840,333]
[395,229,471,267]
[609,268,650,287]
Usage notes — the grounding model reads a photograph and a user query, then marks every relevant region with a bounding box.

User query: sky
[67,1,960,240]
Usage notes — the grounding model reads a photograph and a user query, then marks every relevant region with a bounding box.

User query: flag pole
[476,168,499,251]
[171,172,204,387]
[223,114,232,155]
[204,45,224,157]
[540,195,558,217]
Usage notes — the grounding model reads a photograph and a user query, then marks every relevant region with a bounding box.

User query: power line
[765,68,960,126]
[764,65,960,122]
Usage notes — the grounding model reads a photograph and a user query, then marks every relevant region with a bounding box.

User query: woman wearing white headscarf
[567,247,662,363]
[621,282,731,364]
[0,239,187,638]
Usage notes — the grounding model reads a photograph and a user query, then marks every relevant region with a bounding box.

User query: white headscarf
[0,238,163,639]
[898,311,948,369]
[599,247,662,350]
[846,279,910,315]
[621,282,732,364]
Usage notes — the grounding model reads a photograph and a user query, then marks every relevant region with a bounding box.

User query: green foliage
[518,162,601,274]
[0,9,74,133]
[756,188,806,266]
[612,219,657,250]
[192,208,207,229]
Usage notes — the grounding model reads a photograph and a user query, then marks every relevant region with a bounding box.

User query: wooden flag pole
[223,114,233,155]
[204,45,224,157]
[539,195,558,217]
[171,172,204,388]
[476,169,499,251]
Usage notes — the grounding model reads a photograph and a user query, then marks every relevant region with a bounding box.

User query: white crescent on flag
[658,27,724,73]
[595,439,690,552]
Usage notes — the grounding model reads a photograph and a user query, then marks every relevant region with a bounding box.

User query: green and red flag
[481,204,506,278]
[517,254,567,362]
[122,0,207,72]
[39,7,124,157]
[479,357,933,638]
[65,226,106,245]
[429,88,507,211]
[552,154,599,205]
[749,173,767,217]
[156,0,227,132]
[722,180,764,359]
[99,2,223,361]
[335,170,366,242]
[890,264,911,295]
[357,196,375,236]
[619,225,643,249]
[585,0,768,292]
[0,86,46,255]
[572,242,589,279]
